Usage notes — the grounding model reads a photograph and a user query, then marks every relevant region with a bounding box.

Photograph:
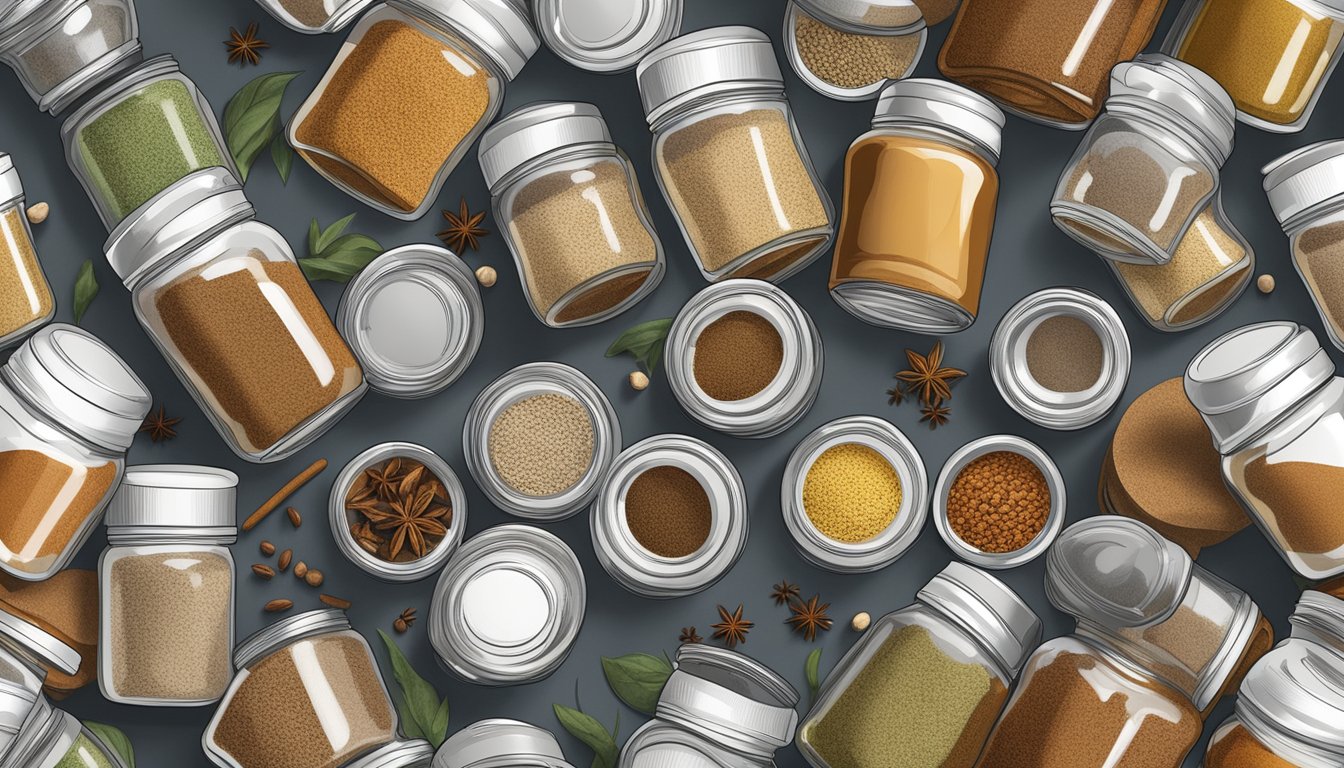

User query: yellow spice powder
[0,208,53,339]
[1113,207,1248,327]
[803,443,902,542]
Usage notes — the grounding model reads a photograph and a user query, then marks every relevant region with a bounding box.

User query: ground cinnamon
[0,570,99,698]
[0,450,116,575]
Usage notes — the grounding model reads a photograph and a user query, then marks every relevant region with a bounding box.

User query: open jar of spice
[434,719,575,768]
[1290,589,1344,656]
[254,0,377,34]
[829,79,1003,332]
[0,323,150,581]
[98,465,237,707]
[60,55,234,229]
[478,102,665,327]
[288,0,538,220]
[781,0,926,101]
[798,563,1040,768]
[104,168,365,463]
[0,153,54,348]
[1185,321,1344,580]
[0,0,141,115]
[532,0,681,73]
[636,26,835,282]
[1051,55,1237,265]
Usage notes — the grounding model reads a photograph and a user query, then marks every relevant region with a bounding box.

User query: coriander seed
[25,202,48,224]
[852,611,871,632]
[305,569,324,587]
[294,561,308,578]
[629,370,649,391]
[1257,274,1275,294]
[475,265,497,287]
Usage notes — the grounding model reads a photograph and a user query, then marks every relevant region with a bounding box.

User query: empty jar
[98,465,237,707]
[478,102,665,327]
[1051,55,1237,265]
[61,55,234,229]
[1185,321,1344,580]
[636,26,835,282]
[829,79,1003,333]
[0,323,150,581]
[254,0,377,34]
[0,153,54,348]
[782,0,926,100]
[533,0,681,72]
[434,719,575,768]
[798,563,1041,768]
[289,0,539,220]
[104,168,365,463]
[0,0,141,114]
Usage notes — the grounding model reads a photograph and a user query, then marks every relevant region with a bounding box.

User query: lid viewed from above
[1263,139,1344,227]
[435,719,576,768]
[478,101,612,190]
[1109,54,1236,165]
[1237,639,1344,755]
[0,153,22,206]
[410,0,540,80]
[656,644,799,759]
[105,464,238,533]
[534,0,682,73]
[635,25,783,123]
[918,562,1043,676]
[0,606,80,676]
[872,78,1005,161]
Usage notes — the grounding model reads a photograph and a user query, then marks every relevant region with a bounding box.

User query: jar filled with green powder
[61,55,234,229]
[797,562,1041,768]
[4,702,124,768]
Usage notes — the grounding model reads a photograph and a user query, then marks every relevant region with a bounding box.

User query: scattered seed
[260,541,276,556]
[264,599,293,612]
[629,370,649,391]
[251,564,275,579]
[851,611,871,632]
[278,549,292,571]
[294,561,308,578]
[25,202,48,224]
[320,594,352,609]
[1257,274,1275,294]
[305,569,324,587]
[287,506,302,528]
[394,608,417,633]
[475,265,497,287]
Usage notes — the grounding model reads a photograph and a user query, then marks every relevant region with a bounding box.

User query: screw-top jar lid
[1,324,151,453]
[435,719,576,768]
[0,0,143,114]
[792,0,923,34]
[1238,640,1344,755]
[656,644,799,758]
[1290,590,1344,654]
[1108,54,1236,166]
[401,0,539,80]
[534,0,682,73]
[348,740,436,768]
[1046,517,1194,629]
[1185,322,1336,453]
[105,464,238,538]
[0,607,79,676]
[478,102,613,191]
[872,79,1005,162]
[0,153,23,208]
[636,26,783,125]
[233,609,351,669]
[917,562,1043,677]
[1263,140,1344,229]
[0,677,41,762]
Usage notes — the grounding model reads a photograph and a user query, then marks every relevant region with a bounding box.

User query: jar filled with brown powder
[0,570,99,698]
[0,154,54,349]
[781,0,926,101]
[255,0,376,34]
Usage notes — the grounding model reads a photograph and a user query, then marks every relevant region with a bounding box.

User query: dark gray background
[0,0,1337,765]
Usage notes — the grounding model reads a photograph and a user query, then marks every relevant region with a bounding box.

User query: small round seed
[294,561,308,578]
[264,599,293,612]
[260,541,276,556]
[1257,274,1275,294]
[394,618,409,633]
[287,507,302,528]
[629,371,649,391]
[278,549,292,571]
[251,564,275,579]
[475,265,497,287]
[25,202,48,225]
[305,570,324,587]
[851,611,871,632]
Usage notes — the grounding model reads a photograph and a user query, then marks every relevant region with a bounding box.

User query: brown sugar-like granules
[488,393,595,497]
[0,569,99,697]
[0,450,116,573]
[1025,315,1103,392]
[1240,454,1344,556]
[1205,722,1298,768]
[279,0,348,27]
[692,310,784,401]
[947,451,1049,553]
[1297,220,1344,340]
[793,11,921,90]
[624,465,712,558]
[0,208,53,340]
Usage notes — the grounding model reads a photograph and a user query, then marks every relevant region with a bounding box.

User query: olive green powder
[55,734,114,768]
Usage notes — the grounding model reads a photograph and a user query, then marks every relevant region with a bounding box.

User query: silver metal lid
[1,323,151,452]
[103,167,251,287]
[0,0,143,114]
[0,609,79,675]
[0,677,40,760]
[1185,321,1335,453]
[1108,54,1236,166]
[232,609,351,669]
[1237,640,1344,754]
[1046,517,1193,630]
[793,0,923,33]
[873,78,1005,162]
[534,0,682,73]
[1290,590,1344,655]
[478,102,612,191]
[918,562,1043,677]
[337,245,483,399]
[105,464,237,536]
[435,719,576,768]
[1263,140,1344,229]
[401,0,539,80]
[635,26,783,124]
[349,740,436,768]
[0,154,22,208]
[429,525,585,686]
[656,644,798,758]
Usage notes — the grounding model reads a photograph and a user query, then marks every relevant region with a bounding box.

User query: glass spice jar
[2,703,127,768]
[635,26,835,283]
[1290,589,1344,656]
[798,563,1041,768]
[478,102,665,327]
[60,55,234,229]
[781,0,926,101]
[434,719,576,768]
[0,0,142,115]
[0,323,150,581]
[104,168,365,464]
[532,0,681,73]
[1051,55,1237,265]
[1185,321,1344,580]
[288,0,539,220]
[829,79,1004,333]
[0,153,55,349]
[253,0,377,34]
[97,465,237,707]
[0,602,83,744]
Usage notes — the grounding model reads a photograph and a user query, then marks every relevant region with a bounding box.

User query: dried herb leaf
[606,318,673,374]
[85,721,135,768]
[553,704,618,768]
[805,648,823,705]
[601,653,673,715]
[300,214,383,282]
[73,258,99,324]
[270,129,293,184]
[377,630,450,748]
[222,71,301,182]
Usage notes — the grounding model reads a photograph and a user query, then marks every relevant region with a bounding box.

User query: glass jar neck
[863,123,998,167]
[105,530,235,546]
[0,373,110,457]
[1237,708,1344,768]
[491,141,618,196]
[648,87,786,133]
[1283,196,1344,237]
[920,601,1014,681]
[1105,99,1226,170]
[1232,376,1341,456]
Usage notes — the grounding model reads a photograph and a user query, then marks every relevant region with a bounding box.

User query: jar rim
[232,609,351,669]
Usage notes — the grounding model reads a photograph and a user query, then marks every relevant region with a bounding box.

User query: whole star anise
[920,403,951,429]
[679,626,702,645]
[896,341,966,407]
[224,22,268,66]
[770,580,801,606]
[787,595,833,641]
[364,458,404,500]
[437,197,489,253]
[711,604,753,649]
[372,484,449,560]
[139,405,182,442]
[886,384,906,406]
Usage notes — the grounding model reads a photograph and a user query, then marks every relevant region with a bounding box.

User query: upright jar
[98,465,237,707]
[532,0,681,72]
[1264,140,1344,352]
[1290,589,1344,655]
[1185,321,1344,580]
[620,644,798,767]
[104,168,365,463]
[61,55,234,229]
[204,610,412,768]
[1164,0,1344,132]
[288,0,539,220]
[0,0,141,114]
[938,0,1166,128]
[782,0,926,100]
[0,323,150,581]
[636,26,835,283]
[434,719,575,768]
[798,563,1041,768]
[0,153,54,348]
[1,703,127,768]
[829,79,1003,333]
[254,0,377,34]
[478,102,665,327]
[1051,55,1237,265]
[1205,640,1344,768]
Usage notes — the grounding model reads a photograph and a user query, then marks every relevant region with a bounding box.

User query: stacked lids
[435,719,575,768]
[655,644,799,759]
[0,0,143,114]
[1046,517,1193,629]
[0,606,76,762]
[479,102,612,191]
[1290,589,1344,656]
[636,26,782,123]
[1263,139,1344,228]
[1109,54,1236,166]
[1237,640,1344,758]
[872,79,1005,162]
[348,740,436,768]
[105,465,237,538]
[0,153,21,206]
[534,0,682,72]
[918,562,1042,677]
[411,0,539,80]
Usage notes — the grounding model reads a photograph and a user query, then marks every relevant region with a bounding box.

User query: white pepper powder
[488,393,595,497]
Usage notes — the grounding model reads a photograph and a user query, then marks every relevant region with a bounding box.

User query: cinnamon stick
[243,459,328,532]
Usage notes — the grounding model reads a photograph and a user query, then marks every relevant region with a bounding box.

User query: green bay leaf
[85,721,134,768]
[73,259,99,324]
[222,71,301,182]
[377,630,450,748]
[553,703,618,768]
[601,653,672,715]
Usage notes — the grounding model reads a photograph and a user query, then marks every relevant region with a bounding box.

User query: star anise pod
[770,580,801,606]
[364,458,404,500]
[393,608,417,633]
[437,197,489,253]
[920,403,951,430]
[787,595,833,641]
[679,626,702,645]
[224,22,268,66]
[139,405,182,442]
[711,604,753,649]
[896,341,966,407]
[886,384,906,406]
[374,485,448,560]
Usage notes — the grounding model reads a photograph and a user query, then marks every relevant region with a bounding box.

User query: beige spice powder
[1297,220,1344,339]
[1026,315,1103,393]
[793,12,921,90]
[0,208,53,339]
[489,393,595,496]
[1114,207,1248,326]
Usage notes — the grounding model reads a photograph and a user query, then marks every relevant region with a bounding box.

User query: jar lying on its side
[0,597,84,757]
[781,0,926,101]
[479,102,665,327]
[1289,589,1344,656]
[0,0,142,114]
[0,153,54,348]
[434,719,576,768]
[2,701,128,768]
[254,0,376,34]
[636,26,835,282]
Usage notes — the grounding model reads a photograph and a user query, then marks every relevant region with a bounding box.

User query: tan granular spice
[1116,606,1226,694]
[294,19,492,213]
[0,450,116,574]
[1114,207,1249,326]
[0,208,53,339]
[1297,220,1344,339]
[279,0,343,27]
[1026,315,1103,392]
[802,443,902,543]
[657,108,829,273]
[508,160,658,321]
[947,451,1050,553]
[624,465,712,558]
[914,0,960,24]
[109,550,233,701]
[153,255,362,455]
[692,311,784,401]
[489,393,595,496]
[793,11,921,90]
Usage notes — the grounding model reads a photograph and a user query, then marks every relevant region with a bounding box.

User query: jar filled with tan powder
[0,153,54,348]
[636,26,834,282]
[478,101,664,327]
[781,0,926,101]
[254,0,376,34]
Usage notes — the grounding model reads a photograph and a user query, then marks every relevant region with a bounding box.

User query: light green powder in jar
[55,734,116,768]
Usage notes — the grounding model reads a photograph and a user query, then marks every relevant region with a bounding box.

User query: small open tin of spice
[989,287,1131,431]
[665,279,822,438]
[781,415,928,573]
[255,0,377,34]
[463,362,620,521]
[782,0,926,101]
[533,0,682,73]
[590,434,747,598]
[933,435,1065,569]
[435,718,576,768]
[329,441,467,582]
[429,524,585,686]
